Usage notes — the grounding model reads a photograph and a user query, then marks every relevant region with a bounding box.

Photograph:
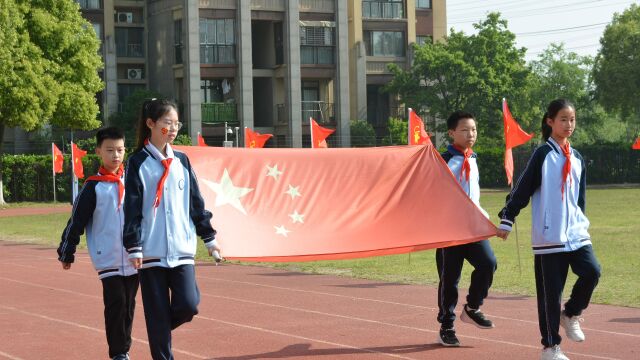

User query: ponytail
[135,98,178,151]
[541,99,574,141]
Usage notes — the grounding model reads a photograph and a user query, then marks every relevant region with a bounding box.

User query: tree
[386,13,531,148]
[530,44,627,145]
[593,4,640,138]
[0,0,103,204]
[108,89,164,147]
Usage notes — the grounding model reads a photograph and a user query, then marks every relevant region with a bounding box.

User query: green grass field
[1,188,638,307]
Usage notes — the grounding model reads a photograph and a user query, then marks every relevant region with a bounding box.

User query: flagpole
[71,139,78,203]
[51,143,57,203]
[407,108,412,145]
[511,182,522,275]
[309,117,314,148]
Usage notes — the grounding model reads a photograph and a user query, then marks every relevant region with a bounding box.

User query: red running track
[0,241,638,360]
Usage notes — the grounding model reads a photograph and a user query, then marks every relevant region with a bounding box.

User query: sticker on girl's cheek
[161,127,169,135]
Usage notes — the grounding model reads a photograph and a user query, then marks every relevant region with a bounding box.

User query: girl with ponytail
[124,98,222,359]
[496,99,601,360]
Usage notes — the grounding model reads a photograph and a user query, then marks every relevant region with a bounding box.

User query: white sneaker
[541,345,570,360]
[561,311,585,342]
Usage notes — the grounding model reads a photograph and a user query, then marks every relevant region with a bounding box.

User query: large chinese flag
[408,108,432,145]
[71,142,87,179]
[52,143,64,174]
[503,98,534,185]
[632,137,640,150]
[245,127,273,148]
[310,118,335,148]
[178,144,497,262]
[197,132,208,147]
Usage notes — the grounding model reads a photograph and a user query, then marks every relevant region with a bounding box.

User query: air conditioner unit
[117,12,133,23]
[127,68,142,80]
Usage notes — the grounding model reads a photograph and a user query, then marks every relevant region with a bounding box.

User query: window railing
[116,43,144,57]
[302,101,334,125]
[200,45,236,64]
[201,102,237,124]
[362,1,404,19]
[301,46,335,65]
[76,0,101,9]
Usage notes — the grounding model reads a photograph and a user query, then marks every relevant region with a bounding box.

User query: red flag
[408,108,432,145]
[245,127,273,148]
[503,98,534,185]
[310,118,335,148]
[176,145,497,262]
[633,137,640,150]
[197,132,208,147]
[71,142,87,179]
[52,143,64,174]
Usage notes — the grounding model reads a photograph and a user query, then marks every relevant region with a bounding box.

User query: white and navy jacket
[441,145,489,218]
[58,173,136,279]
[498,137,591,255]
[123,142,216,268]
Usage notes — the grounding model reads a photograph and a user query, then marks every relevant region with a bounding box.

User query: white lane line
[0,350,26,360]
[198,292,620,360]
[197,273,640,338]
[196,314,420,360]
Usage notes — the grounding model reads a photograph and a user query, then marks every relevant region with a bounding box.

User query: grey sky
[446,0,639,61]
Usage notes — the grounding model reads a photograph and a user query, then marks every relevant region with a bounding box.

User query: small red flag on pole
[310,118,335,148]
[503,98,534,185]
[245,127,273,148]
[197,132,208,147]
[408,108,432,145]
[632,137,640,150]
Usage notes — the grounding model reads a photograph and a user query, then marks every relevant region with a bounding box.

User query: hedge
[1,144,638,202]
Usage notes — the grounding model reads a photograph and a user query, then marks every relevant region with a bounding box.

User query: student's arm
[498,147,546,233]
[576,151,587,213]
[180,153,218,250]
[123,157,144,261]
[57,182,96,265]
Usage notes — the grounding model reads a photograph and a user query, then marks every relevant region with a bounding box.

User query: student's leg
[564,245,601,317]
[464,240,497,309]
[534,252,569,348]
[436,246,464,329]
[139,267,173,360]
[101,275,129,358]
[123,274,139,355]
[168,264,200,330]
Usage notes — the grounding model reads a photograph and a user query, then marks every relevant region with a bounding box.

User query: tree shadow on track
[210,342,470,359]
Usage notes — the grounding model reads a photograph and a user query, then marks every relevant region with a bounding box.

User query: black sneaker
[438,328,460,347]
[461,304,494,329]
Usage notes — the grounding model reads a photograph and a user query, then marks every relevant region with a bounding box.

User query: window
[92,23,103,55]
[201,79,235,103]
[199,18,235,64]
[300,26,335,64]
[117,84,146,112]
[362,0,404,19]
[174,20,183,64]
[364,31,405,57]
[416,0,431,9]
[416,35,433,46]
[115,28,144,57]
[76,0,100,9]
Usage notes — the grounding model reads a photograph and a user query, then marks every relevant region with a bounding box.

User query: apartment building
[1,0,446,152]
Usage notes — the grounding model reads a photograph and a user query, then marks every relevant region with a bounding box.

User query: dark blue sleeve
[123,153,145,253]
[575,150,587,213]
[176,152,217,245]
[57,182,97,263]
[440,150,453,164]
[498,146,548,229]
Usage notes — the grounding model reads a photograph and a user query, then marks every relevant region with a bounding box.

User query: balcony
[299,0,334,13]
[362,1,404,19]
[76,0,101,9]
[202,102,237,124]
[366,58,406,74]
[200,45,236,64]
[301,46,335,65]
[116,43,143,58]
[302,101,334,125]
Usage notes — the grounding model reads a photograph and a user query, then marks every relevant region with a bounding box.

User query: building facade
[2,0,446,151]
